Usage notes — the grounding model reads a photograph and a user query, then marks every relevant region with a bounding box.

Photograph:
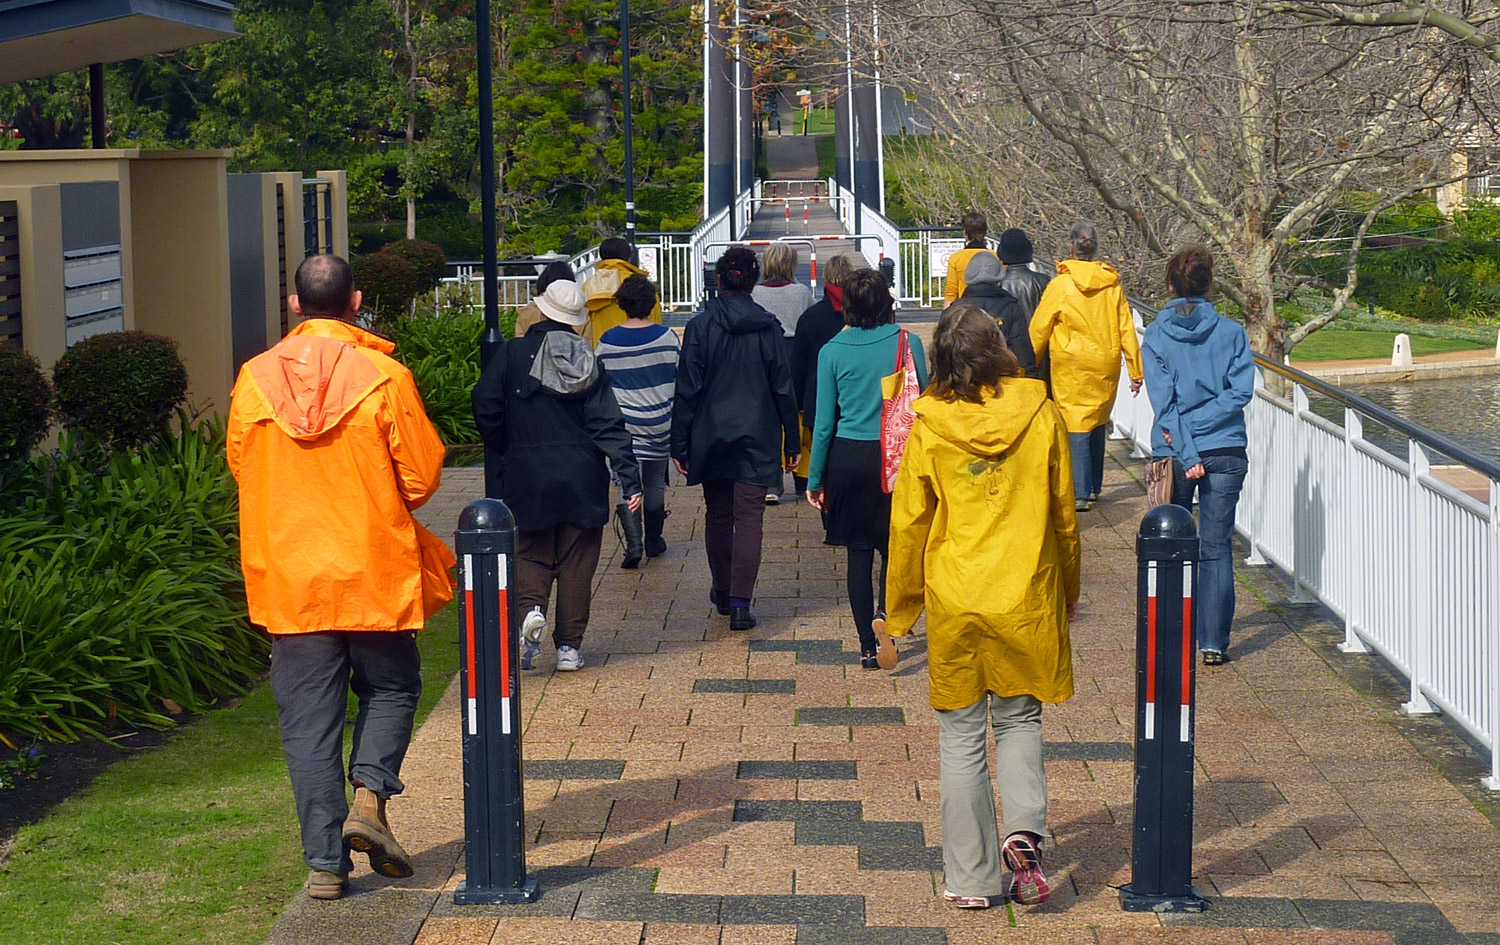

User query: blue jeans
[1067,426,1107,500]
[1171,454,1247,655]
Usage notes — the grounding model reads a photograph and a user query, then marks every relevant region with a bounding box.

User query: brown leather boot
[306,869,347,900]
[342,787,414,878]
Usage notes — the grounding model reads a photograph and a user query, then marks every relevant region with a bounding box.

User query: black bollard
[702,261,719,303]
[453,498,540,904]
[878,256,896,290]
[1120,503,1209,913]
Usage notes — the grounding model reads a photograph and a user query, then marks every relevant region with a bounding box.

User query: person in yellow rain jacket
[1028,221,1143,511]
[580,237,663,342]
[942,210,998,307]
[886,301,1081,912]
[227,255,455,902]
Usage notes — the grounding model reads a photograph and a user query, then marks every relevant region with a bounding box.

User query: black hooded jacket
[672,293,800,488]
[958,281,1039,376]
[472,319,642,530]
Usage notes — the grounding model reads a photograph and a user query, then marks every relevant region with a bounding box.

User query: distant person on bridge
[791,254,855,500]
[513,260,579,338]
[885,301,1080,910]
[1028,222,1144,511]
[807,268,928,670]
[672,246,800,631]
[227,254,455,902]
[1143,246,1254,667]
[943,210,998,307]
[582,237,662,343]
[752,242,815,502]
[958,251,1037,376]
[472,278,643,674]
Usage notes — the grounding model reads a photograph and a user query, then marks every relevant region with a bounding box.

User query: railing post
[1290,384,1316,603]
[1243,369,1268,567]
[454,498,540,904]
[1338,409,1370,654]
[1488,483,1500,790]
[1121,504,1207,914]
[1403,440,1437,716]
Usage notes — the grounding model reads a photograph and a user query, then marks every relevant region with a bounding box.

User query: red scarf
[824,284,844,312]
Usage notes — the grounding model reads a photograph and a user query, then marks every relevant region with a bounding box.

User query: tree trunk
[406,110,417,240]
[1234,237,1285,363]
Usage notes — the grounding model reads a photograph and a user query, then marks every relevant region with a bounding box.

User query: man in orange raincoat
[227,254,455,901]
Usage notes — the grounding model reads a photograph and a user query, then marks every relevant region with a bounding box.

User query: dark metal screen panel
[0,201,23,350]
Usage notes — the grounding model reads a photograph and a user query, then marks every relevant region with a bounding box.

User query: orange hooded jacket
[227,319,455,634]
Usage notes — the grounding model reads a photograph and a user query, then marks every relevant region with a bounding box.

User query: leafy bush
[1451,197,1500,241]
[1355,238,1500,322]
[0,414,263,744]
[386,303,487,444]
[0,347,50,475]
[382,239,447,293]
[52,331,187,450]
[353,250,421,323]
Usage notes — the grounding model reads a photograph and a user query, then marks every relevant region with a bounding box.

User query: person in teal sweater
[807,268,929,668]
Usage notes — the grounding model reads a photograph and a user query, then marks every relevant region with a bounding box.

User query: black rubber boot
[616,501,644,569]
[644,510,668,557]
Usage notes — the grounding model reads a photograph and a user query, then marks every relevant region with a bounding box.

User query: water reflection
[1305,374,1500,464]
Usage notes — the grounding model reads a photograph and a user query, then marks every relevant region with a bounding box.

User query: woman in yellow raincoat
[1029,221,1143,511]
[887,302,1081,910]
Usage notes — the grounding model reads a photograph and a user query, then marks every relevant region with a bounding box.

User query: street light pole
[621,0,635,247]
[476,0,501,369]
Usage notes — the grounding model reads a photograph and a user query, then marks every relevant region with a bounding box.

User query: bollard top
[1139,502,1197,540]
[457,497,515,533]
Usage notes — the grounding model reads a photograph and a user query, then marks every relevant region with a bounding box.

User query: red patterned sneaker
[941,888,996,910]
[1002,831,1051,905]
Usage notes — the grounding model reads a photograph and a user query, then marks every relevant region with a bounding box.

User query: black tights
[847,544,888,655]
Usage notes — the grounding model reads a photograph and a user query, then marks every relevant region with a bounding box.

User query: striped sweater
[595,322,681,461]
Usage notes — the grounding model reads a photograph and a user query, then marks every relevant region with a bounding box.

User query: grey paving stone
[857,845,945,871]
[721,894,865,926]
[428,865,657,919]
[737,760,857,780]
[748,639,862,665]
[1294,898,1465,945]
[796,707,905,726]
[265,890,435,945]
[1465,936,1500,944]
[734,799,864,822]
[796,821,927,848]
[1045,740,1134,762]
[523,759,626,780]
[1161,896,1306,928]
[574,890,723,924]
[694,678,798,694]
[797,926,948,945]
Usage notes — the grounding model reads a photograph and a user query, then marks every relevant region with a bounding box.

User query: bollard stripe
[1145,563,1157,740]
[1181,565,1193,744]
[498,554,512,735]
[463,554,477,735]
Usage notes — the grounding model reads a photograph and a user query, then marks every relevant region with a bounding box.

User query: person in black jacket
[997,228,1050,319]
[472,279,643,673]
[960,251,1038,376]
[791,254,855,439]
[673,246,800,631]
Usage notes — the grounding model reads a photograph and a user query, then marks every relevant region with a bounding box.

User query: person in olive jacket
[673,246,801,631]
[472,279,642,673]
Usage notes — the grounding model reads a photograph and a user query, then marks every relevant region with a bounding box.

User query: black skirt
[822,437,891,550]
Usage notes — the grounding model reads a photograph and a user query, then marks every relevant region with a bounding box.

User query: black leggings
[847,542,889,655]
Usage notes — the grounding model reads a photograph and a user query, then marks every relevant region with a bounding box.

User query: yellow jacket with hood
[1028,259,1144,432]
[227,319,455,634]
[581,258,663,341]
[887,377,1080,710]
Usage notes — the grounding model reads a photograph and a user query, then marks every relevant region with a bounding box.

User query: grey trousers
[936,692,1050,897]
[270,631,422,873]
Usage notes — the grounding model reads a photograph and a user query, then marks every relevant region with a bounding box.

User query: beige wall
[317,169,349,259]
[268,171,305,336]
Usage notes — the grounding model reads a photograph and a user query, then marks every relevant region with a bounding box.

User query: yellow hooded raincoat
[1028,259,1144,432]
[227,319,456,634]
[886,378,1081,711]
[581,257,663,341]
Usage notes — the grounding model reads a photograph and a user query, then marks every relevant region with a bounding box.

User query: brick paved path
[265,447,1500,945]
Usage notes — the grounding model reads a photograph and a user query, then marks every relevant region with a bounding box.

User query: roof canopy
[0,0,236,84]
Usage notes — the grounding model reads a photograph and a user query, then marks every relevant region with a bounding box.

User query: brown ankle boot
[342,787,414,878]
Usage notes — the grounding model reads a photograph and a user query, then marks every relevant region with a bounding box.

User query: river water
[1306,374,1500,465]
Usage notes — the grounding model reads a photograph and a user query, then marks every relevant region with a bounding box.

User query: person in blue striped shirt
[596,274,681,567]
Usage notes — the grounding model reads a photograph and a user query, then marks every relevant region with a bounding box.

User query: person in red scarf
[790,254,855,495]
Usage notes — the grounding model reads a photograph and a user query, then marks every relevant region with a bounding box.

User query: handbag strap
[894,328,909,372]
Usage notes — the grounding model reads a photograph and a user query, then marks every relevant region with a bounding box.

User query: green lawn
[1289,329,1493,362]
[794,106,836,136]
[814,135,837,182]
[0,606,460,945]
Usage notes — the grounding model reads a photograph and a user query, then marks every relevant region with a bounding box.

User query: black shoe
[644,510,668,557]
[615,501,644,569]
[860,651,880,670]
[730,606,757,630]
[710,588,731,616]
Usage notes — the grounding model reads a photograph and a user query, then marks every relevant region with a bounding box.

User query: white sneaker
[765,493,780,506]
[519,606,546,670]
[555,646,584,672]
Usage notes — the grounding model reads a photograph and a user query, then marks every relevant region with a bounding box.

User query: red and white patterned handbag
[879,329,920,494]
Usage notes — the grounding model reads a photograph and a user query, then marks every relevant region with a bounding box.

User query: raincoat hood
[707,293,781,335]
[583,258,649,311]
[1058,258,1122,293]
[1155,297,1221,344]
[964,250,1005,286]
[243,318,393,439]
[528,324,601,396]
[913,378,1049,455]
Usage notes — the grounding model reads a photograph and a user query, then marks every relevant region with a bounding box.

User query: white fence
[1108,302,1500,789]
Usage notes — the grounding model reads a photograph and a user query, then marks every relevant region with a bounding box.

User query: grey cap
[963,249,1003,285]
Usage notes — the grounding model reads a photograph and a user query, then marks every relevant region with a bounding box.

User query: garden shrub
[353,250,421,323]
[0,347,50,475]
[0,414,263,744]
[1451,197,1500,241]
[52,331,187,450]
[382,239,448,293]
[386,302,487,444]
[1355,238,1500,322]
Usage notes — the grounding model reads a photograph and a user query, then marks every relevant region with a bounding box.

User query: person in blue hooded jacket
[1142,246,1255,666]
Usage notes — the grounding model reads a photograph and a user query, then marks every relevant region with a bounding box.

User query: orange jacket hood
[239,319,395,439]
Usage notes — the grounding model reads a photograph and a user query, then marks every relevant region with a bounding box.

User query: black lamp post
[621,0,635,247]
[477,0,502,369]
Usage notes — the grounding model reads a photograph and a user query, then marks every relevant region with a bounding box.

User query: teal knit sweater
[808,323,927,491]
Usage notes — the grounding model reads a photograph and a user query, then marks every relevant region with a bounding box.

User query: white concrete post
[1392,333,1414,368]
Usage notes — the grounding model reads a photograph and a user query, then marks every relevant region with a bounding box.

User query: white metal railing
[1107,299,1500,789]
[858,202,900,273]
